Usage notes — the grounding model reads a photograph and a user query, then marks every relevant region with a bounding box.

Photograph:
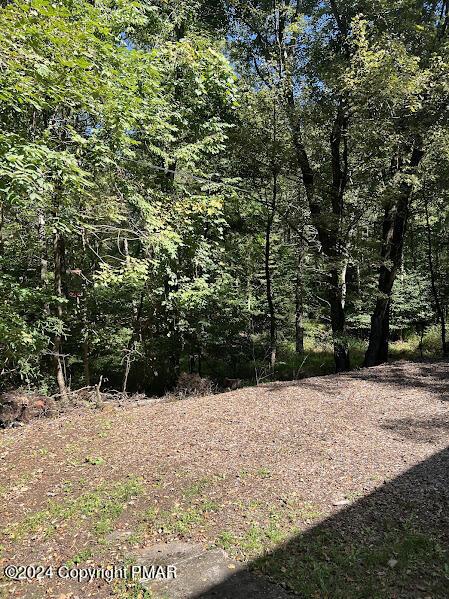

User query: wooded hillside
[1,0,449,396]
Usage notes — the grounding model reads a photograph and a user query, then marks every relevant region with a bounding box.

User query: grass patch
[85,455,106,466]
[256,467,271,479]
[238,469,250,478]
[216,530,238,551]
[139,476,223,539]
[182,477,211,499]
[298,502,322,522]
[65,548,93,567]
[201,499,219,512]
[254,523,449,598]
[240,524,265,555]
[6,477,143,541]
[113,579,153,598]
[173,507,204,534]
[142,505,205,536]
[237,468,272,482]
[217,518,289,559]
[214,501,304,559]
[98,419,113,439]
[214,494,446,596]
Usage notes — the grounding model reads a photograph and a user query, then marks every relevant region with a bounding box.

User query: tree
[342,9,449,365]
[0,0,168,391]
[1,0,449,395]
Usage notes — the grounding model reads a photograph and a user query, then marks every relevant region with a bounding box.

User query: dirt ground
[1,361,448,599]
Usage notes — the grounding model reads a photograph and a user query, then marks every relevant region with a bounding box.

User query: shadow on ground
[264,360,449,403]
[193,444,449,598]
[348,361,449,403]
[381,415,449,443]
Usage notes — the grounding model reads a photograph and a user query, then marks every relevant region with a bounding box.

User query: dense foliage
[1,0,449,395]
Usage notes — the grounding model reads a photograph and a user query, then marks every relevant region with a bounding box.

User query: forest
[2,3,449,598]
[1,0,449,398]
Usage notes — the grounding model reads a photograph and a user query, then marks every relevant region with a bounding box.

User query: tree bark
[53,228,68,401]
[329,260,350,371]
[0,202,4,261]
[365,143,424,367]
[424,192,448,356]
[231,0,355,373]
[82,338,91,387]
[81,227,90,386]
[295,253,304,354]
[164,275,181,386]
[265,172,277,369]
[288,100,351,372]
[37,211,48,286]
[123,289,144,393]
[294,100,350,372]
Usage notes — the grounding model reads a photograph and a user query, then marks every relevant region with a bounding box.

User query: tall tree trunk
[288,95,351,371]
[328,102,350,371]
[424,193,448,356]
[82,337,91,386]
[123,237,139,321]
[81,227,90,385]
[38,210,51,351]
[329,260,350,371]
[123,290,144,393]
[265,172,277,369]
[365,143,424,367]
[164,275,181,386]
[38,211,48,285]
[364,203,406,367]
[295,254,304,354]
[265,221,276,368]
[0,202,4,262]
[53,228,68,401]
